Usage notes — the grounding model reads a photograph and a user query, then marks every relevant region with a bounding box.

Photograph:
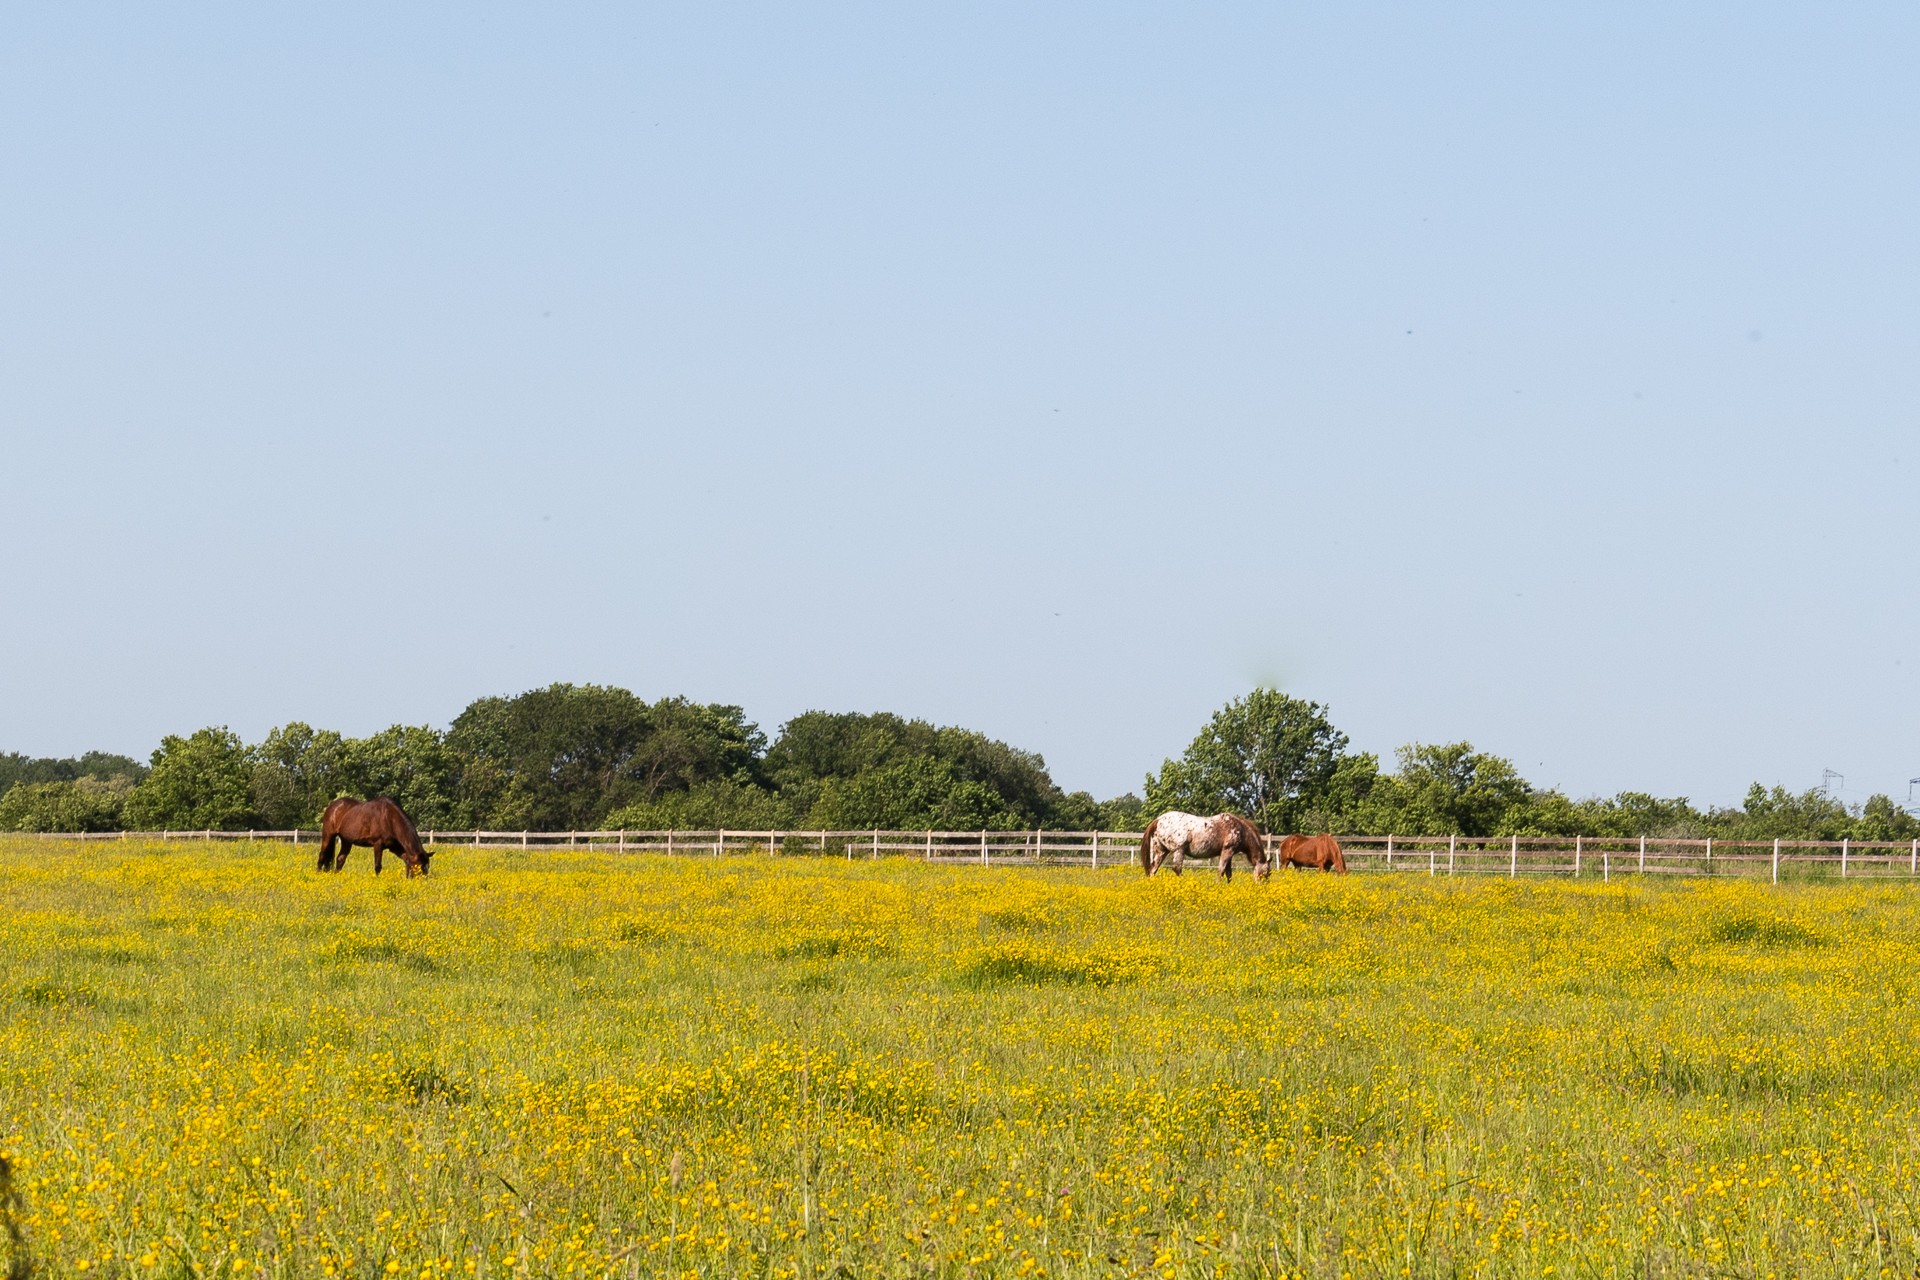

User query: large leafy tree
[1354,742,1533,836]
[1143,690,1349,830]
[124,728,255,830]
[342,725,463,828]
[765,711,1071,828]
[249,722,353,828]
[447,684,765,830]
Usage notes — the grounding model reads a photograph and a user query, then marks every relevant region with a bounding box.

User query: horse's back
[320,796,360,833]
[1154,811,1208,846]
[330,797,412,842]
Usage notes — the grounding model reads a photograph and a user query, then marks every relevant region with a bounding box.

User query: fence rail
[22,828,1920,880]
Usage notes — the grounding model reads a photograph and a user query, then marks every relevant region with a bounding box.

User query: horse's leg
[373,842,384,875]
[316,836,332,872]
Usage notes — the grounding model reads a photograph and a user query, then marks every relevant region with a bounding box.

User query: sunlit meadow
[3,838,1918,1279]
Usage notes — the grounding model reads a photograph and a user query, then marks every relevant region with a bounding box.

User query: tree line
[1,686,1913,842]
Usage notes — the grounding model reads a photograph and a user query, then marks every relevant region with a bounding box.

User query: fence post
[1510,834,1517,877]
[1091,831,1098,870]
[717,829,725,859]
[1772,838,1779,884]
[521,831,528,849]
[1386,833,1393,869]
[927,829,934,861]
[873,829,880,860]
[473,829,479,848]
[1911,838,1917,876]
[981,830,988,866]
[1842,838,1849,878]
[1429,842,1435,876]
[1706,837,1712,875]
[619,830,626,852]
[1639,835,1646,874]
[1448,834,1456,876]
[1575,835,1582,878]
[1603,845,1610,882]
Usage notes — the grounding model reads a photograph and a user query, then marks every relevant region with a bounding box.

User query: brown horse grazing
[1139,811,1270,881]
[317,797,433,877]
[1276,833,1347,874]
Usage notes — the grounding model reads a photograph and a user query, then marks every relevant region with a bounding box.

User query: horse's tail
[1138,817,1158,874]
[317,803,342,870]
[1325,834,1347,874]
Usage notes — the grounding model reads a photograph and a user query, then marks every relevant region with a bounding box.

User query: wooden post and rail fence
[23,828,1920,881]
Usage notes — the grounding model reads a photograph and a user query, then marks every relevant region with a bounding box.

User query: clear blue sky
[4,3,1916,809]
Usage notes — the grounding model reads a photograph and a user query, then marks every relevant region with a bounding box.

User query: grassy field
[2,841,1918,1279]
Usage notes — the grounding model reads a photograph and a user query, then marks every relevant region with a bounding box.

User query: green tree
[1354,742,1531,836]
[447,684,766,829]
[124,728,255,830]
[0,776,131,832]
[1852,794,1920,842]
[1572,791,1706,838]
[341,725,462,827]
[764,711,1071,827]
[604,779,797,831]
[1094,792,1148,832]
[249,723,353,828]
[1049,790,1105,830]
[0,751,145,792]
[1143,691,1349,829]
[807,757,1014,830]
[1705,784,1853,841]
[1295,753,1382,833]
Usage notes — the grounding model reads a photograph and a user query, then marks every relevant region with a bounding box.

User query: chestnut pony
[1139,811,1269,881]
[1276,833,1347,874]
[317,797,433,877]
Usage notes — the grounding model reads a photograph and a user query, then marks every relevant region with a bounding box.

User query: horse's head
[1225,815,1266,867]
[408,847,435,878]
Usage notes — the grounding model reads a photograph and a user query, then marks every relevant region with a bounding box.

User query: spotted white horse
[1138,811,1270,881]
